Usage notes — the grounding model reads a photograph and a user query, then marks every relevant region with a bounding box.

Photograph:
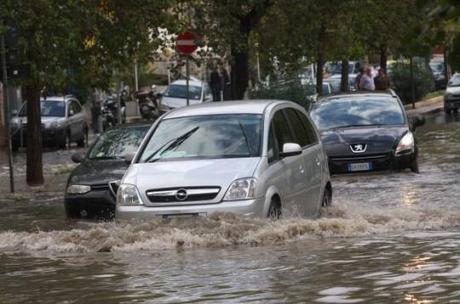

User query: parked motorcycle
[135,85,161,120]
[101,94,126,131]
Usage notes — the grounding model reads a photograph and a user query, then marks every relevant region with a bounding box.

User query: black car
[65,123,151,219]
[310,91,424,174]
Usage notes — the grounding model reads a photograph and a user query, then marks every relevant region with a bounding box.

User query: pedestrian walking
[359,66,375,91]
[220,66,231,100]
[355,67,364,90]
[374,68,391,90]
[210,67,221,101]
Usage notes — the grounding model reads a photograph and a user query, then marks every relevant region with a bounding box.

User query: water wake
[1,199,459,254]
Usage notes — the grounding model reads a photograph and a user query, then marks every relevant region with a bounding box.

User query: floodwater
[1,112,459,303]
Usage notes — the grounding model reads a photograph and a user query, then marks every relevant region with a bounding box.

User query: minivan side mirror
[68,109,75,117]
[411,115,425,130]
[123,153,135,164]
[71,153,84,163]
[280,143,302,158]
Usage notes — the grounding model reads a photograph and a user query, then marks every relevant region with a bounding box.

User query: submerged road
[0,112,459,303]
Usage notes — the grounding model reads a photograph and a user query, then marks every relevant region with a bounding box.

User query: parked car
[310,92,425,174]
[322,82,333,96]
[325,61,361,76]
[324,74,357,93]
[116,100,332,220]
[11,95,87,150]
[159,78,212,112]
[65,123,150,219]
[444,73,460,114]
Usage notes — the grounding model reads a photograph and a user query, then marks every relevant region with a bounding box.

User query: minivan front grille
[146,187,221,204]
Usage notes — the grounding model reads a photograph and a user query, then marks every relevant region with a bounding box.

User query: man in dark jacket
[220,67,231,100]
[374,68,391,90]
[210,67,221,101]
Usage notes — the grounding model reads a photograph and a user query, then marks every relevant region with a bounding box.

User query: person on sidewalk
[355,68,364,90]
[374,68,391,90]
[209,67,222,102]
[220,66,231,101]
[359,66,375,91]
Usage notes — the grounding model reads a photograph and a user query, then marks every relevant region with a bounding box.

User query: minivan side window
[283,108,311,147]
[296,110,318,144]
[272,110,295,152]
[268,125,279,163]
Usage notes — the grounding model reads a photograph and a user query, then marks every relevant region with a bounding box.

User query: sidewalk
[405,95,444,117]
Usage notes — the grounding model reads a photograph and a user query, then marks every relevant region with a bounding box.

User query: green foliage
[248,79,315,109]
[390,60,435,104]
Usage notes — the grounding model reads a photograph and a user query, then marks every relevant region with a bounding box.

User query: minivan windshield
[310,97,406,131]
[139,114,263,162]
[164,84,202,100]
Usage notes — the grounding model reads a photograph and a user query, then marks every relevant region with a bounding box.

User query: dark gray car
[310,92,424,174]
[11,95,88,150]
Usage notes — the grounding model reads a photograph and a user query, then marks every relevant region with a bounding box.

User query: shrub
[389,59,435,104]
[248,79,315,109]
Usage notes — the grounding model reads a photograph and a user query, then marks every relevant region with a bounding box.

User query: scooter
[101,95,126,131]
[135,85,161,120]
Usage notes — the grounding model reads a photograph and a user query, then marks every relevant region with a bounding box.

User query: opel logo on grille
[350,144,367,153]
[175,189,188,201]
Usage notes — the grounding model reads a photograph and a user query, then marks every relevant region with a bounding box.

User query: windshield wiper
[238,120,252,156]
[144,126,200,163]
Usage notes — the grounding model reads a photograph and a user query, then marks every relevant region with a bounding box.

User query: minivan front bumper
[116,197,266,219]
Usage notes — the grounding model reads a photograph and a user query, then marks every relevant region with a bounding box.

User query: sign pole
[186,55,190,106]
[1,33,15,193]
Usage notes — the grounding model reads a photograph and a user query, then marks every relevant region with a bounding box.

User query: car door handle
[299,166,305,174]
[315,156,321,166]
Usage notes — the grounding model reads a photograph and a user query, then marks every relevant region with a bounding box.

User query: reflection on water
[0,112,459,303]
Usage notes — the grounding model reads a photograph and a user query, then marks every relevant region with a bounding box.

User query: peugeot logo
[350,144,367,153]
[175,189,188,201]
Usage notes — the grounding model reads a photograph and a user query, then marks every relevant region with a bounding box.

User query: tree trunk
[380,47,387,71]
[443,47,449,81]
[409,57,415,109]
[25,83,44,186]
[230,0,273,100]
[316,54,324,97]
[231,47,249,100]
[340,59,349,92]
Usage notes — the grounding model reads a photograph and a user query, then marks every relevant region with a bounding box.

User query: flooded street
[1,112,460,303]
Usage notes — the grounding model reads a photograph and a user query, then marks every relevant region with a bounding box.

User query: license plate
[348,162,372,172]
[161,212,207,219]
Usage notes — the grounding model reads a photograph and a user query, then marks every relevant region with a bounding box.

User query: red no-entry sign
[176,32,197,54]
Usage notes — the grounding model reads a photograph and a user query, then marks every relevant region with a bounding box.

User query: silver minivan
[116,100,332,219]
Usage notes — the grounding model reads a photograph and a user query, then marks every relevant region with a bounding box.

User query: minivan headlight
[117,184,143,206]
[67,184,91,194]
[223,178,256,201]
[395,132,414,155]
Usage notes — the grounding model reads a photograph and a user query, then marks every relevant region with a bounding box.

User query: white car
[444,73,460,114]
[116,100,332,219]
[160,79,213,112]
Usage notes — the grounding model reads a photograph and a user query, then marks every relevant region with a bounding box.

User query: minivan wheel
[322,187,332,207]
[267,198,281,220]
